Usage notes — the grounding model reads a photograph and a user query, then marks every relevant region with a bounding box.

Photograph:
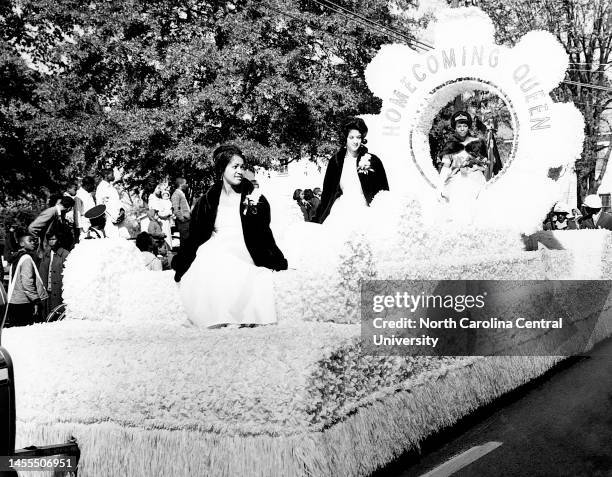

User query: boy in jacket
[4,230,48,327]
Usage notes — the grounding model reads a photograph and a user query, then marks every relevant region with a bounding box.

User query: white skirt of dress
[178,236,277,328]
[444,168,486,221]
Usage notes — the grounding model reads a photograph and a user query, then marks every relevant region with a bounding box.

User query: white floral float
[6,7,612,477]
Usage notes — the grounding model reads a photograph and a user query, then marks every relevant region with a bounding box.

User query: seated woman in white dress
[171,144,288,328]
[438,111,489,209]
[314,117,389,224]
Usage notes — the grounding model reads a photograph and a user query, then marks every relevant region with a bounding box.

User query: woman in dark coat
[172,144,287,328]
[314,117,389,224]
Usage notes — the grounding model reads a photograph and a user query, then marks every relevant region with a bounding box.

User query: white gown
[324,154,368,228]
[179,191,277,328]
[442,140,487,221]
[280,155,372,273]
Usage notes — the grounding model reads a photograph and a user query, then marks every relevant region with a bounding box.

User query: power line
[319,0,433,50]
[567,68,610,73]
[562,80,612,92]
[307,0,430,51]
[568,62,611,66]
[305,0,612,94]
[36,1,612,96]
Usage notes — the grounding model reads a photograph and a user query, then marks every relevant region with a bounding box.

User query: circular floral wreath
[362,7,585,232]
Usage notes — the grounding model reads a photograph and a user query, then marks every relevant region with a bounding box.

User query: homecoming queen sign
[361,7,585,232]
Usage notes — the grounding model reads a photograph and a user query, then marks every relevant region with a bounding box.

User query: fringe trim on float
[14,356,560,477]
[16,311,612,477]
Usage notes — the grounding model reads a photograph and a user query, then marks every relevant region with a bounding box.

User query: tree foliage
[0,0,422,201]
[477,0,612,202]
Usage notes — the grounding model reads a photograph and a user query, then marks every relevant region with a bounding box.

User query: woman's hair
[50,229,68,249]
[341,117,368,144]
[303,189,314,201]
[292,189,303,201]
[213,144,245,180]
[135,232,154,252]
[59,196,75,209]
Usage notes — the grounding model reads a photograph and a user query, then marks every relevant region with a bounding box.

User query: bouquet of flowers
[357,153,375,175]
[444,151,489,185]
[449,154,489,179]
[462,154,489,170]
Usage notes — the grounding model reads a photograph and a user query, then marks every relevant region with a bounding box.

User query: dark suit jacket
[578,212,612,231]
[38,247,69,310]
[28,206,67,259]
[308,197,320,222]
[314,146,389,223]
[172,180,288,282]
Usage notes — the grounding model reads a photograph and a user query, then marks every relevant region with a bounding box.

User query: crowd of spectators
[292,187,321,222]
[1,174,193,327]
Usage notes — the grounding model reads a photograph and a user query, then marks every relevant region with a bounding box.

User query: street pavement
[375,337,612,477]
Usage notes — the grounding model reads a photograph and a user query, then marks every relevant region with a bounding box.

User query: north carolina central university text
[372,317,563,329]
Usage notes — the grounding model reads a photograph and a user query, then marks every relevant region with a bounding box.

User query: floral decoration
[63,239,144,321]
[243,190,262,216]
[357,153,374,175]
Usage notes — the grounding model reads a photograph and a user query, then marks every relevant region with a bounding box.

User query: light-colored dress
[179,191,276,328]
[141,251,162,271]
[280,155,372,273]
[96,180,124,238]
[441,137,487,214]
[157,198,174,247]
[324,154,368,229]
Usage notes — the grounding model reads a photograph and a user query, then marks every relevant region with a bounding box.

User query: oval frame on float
[408,77,520,191]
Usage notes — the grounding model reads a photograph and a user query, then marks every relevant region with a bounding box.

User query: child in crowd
[135,232,163,271]
[158,190,174,248]
[3,230,48,327]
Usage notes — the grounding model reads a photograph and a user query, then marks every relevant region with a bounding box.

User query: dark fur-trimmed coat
[172,179,288,282]
[437,135,488,162]
[314,146,389,224]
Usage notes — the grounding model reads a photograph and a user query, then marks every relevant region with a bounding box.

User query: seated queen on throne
[437,111,501,209]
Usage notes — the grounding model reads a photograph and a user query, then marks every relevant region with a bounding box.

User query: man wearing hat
[544,201,578,230]
[578,194,612,230]
[82,205,108,239]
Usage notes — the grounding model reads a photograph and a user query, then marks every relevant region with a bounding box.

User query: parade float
[5,7,612,477]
